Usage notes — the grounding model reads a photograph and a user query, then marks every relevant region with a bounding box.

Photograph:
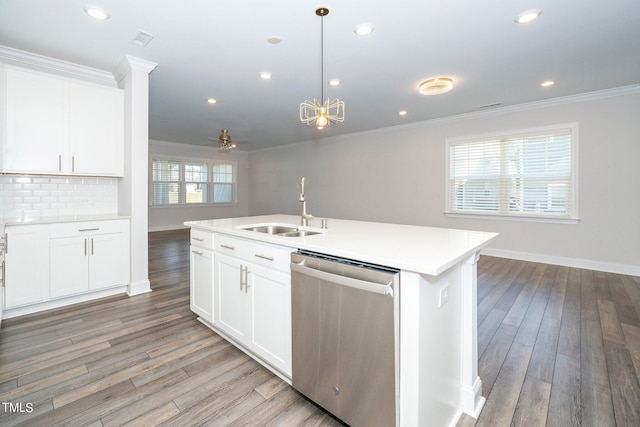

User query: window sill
[150,203,238,209]
[443,212,580,224]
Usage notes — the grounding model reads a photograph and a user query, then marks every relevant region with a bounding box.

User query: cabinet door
[4,68,67,174]
[4,225,49,308]
[89,233,125,290]
[214,252,249,342]
[50,237,89,298]
[249,264,292,376]
[69,83,124,176]
[190,246,214,323]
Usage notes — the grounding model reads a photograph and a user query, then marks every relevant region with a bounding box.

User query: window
[151,158,236,206]
[152,159,181,205]
[446,124,577,221]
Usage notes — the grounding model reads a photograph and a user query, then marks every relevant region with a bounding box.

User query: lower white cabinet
[3,219,130,313]
[213,235,293,377]
[190,246,214,323]
[50,227,127,298]
[4,224,49,308]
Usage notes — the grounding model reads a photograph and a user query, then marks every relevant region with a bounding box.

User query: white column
[113,55,157,295]
[460,251,485,417]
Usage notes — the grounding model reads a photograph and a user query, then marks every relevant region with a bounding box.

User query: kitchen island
[185,214,497,427]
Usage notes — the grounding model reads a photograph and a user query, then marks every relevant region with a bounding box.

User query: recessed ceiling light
[398,110,408,116]
[267,36,282,44]
[207,98,217,104]
[514,9,541,24]
[84,6,110,20]
[354,24,374,36]
[328,79,341,86]
[541,80,555,87]
[260,72,272,80]
[418,77,453,95]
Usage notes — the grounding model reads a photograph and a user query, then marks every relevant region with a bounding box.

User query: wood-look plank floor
[0,229,638,426]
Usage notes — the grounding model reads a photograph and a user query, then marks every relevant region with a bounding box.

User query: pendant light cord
[320,13,324,103]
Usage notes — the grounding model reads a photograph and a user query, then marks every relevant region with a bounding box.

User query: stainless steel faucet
[299,177,314,226]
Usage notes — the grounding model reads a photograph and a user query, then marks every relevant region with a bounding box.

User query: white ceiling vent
[131,31,154,47]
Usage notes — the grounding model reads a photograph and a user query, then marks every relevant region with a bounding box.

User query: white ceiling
[1,0,639,151]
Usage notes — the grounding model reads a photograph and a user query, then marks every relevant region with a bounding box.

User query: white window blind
[447,126,576,219]
[185,162,209,204]
[152,159,181,205]
[151,158,236,206]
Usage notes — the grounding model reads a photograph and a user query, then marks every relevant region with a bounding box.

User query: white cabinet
[189,229,215,324]
[2,66,124,176]
[49,220,129,298]
[4,224,49,308]
[213,234,293,377]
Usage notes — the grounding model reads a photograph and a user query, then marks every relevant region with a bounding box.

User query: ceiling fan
[206,129,247,151]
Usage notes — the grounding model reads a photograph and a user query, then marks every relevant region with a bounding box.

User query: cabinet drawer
[215,234,294,272]
[191,229,214,249]
[49,219,127,238]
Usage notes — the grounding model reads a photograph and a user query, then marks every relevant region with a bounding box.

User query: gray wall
[148,140,249,231]
[248,89,640,274]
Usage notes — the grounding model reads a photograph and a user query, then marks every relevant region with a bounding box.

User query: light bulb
[317,115,329,128]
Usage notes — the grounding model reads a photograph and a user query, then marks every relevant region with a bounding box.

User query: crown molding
[112,55,158,83]
[0,45,118,86]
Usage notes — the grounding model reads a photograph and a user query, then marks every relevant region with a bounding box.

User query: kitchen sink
[238,223,321,237]
[241,225,297,234]
[278,230,321,237]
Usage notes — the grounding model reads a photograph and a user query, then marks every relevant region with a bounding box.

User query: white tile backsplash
[0,175,118,221]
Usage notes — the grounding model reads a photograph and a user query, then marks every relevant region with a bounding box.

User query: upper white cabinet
[1,66,124,176]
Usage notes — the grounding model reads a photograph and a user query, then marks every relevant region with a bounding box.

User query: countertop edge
[185,215,498,276]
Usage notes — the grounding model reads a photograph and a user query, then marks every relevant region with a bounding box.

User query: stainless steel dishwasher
[291,250,399,427]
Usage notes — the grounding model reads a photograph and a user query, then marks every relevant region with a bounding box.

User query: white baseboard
[3,286,127,319]
[128,279,152,296]
[481,248,640,276]
[148,224,189,232]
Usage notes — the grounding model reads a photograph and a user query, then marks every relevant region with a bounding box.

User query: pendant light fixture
[300,7,345,130]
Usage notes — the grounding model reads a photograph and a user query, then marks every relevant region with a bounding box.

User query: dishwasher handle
[291,261,394,296]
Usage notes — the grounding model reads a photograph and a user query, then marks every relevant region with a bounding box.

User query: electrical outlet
[438,284,450,308]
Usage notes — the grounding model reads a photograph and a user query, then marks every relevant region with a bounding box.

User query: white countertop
[3,214,130,227]
[185,215,498,276]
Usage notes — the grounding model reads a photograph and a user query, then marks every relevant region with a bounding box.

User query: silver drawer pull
[192,237,204,242]
[255,254,274,261]
[79,228,100,232]
[191,250,204,256]
[220,244,235,250]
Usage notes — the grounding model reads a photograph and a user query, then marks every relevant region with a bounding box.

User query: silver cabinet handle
[191,250,204,256]
[192,237,204,242]
[72,155,75,172]
[79,228,100,232]
[239,264,250,293]
[220,244,235,250]
[254,253,274,261]
[84,238,88,256]
[243,265,250,293]
[91,238,94,255]
[59,154,62,172]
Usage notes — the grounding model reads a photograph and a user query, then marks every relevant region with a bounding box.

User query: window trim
[444,123,579,223]
[150,156,237,207]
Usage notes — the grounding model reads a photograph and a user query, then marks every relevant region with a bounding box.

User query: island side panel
[399,265,464,427]
[460,252,485,417]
